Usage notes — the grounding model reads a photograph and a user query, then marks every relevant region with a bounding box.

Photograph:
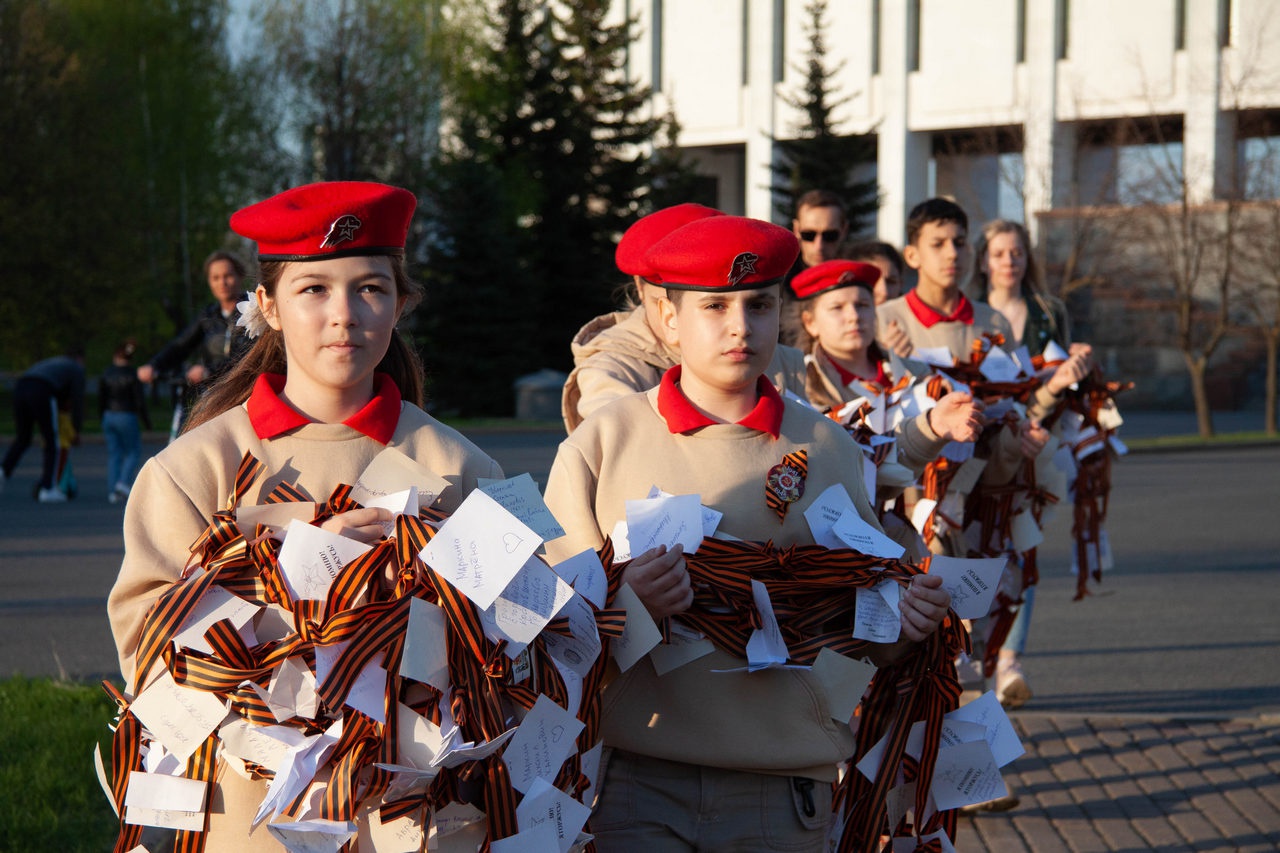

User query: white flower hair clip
[235,298,270,339]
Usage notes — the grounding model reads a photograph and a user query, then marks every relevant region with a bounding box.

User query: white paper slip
[357,802,424,853]
[978,345,1021,382]
[395,702,448,770]
[926,555,1006,620]
[645,485,723,539]
[930,739,1007,811]
[236,501,317,541]
[265,819,357,853]
[129,670,228,762]
[608,520,632,562]
[609,584,662,672]
[852,580,901,643]
[946,456,987,496]
[744,579,791,669]
[429,802,486,844]
[124,770,206,814]
[810,647,877,724]
[277,519,374,602]
[832,509,905,559]
[948,690,1025,767]
[125,804,205,831]
[481,473,566,542]
[432,727,517,769]
[363,486,419,536]
[1009,509,1045,552]
[804,484,858,550]
[253,718,344,828]
[626,493,704,555]
[515,777,592,853]
[552,548,608,609]
[648,628,716,676]
[352,446,451,508]
[490,823,561,853]
[172,586,260,654]
[501,694,585,794]
[218,718,308,774]
[1010,345,1033,376]
[480,556,576,646]
[420,490,542,610]
[916,346,955,367]
[540,594,602,678]
[266,656,318,722]
[909,498,938,536]
[892,830,955,853]
[1042,340,1070,363]
[401,598,451,692]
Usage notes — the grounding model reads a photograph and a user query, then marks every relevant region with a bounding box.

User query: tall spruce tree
[422,0,689,416]
[770,0,879,233]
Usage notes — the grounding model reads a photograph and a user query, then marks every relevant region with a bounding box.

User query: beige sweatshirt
[544,388,885,781]
[107,403,501,853]
[561,306,810,432]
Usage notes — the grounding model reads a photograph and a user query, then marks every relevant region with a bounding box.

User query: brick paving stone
[1009,815,1071,853]
[962,814,1029,851]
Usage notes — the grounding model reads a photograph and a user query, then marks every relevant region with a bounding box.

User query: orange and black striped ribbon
[173,732,218,853]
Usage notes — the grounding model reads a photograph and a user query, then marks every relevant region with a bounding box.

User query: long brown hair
[968,219,1062,340]
[183,255,426,433]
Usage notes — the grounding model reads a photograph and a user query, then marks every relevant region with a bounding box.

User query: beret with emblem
[615,203,723,281]
[230,181,417,262]
[644,215,800,292]
[789,259,881,300]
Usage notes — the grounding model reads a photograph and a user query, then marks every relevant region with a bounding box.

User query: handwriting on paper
[277,520,373,602]
[480,473,566,541]
[502,694,585,794]
[420,490,542,610]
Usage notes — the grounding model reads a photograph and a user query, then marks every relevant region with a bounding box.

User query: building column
[1021,0,1062,241]
[876,0,929,246]
[1184,0,1232,203]
[744,0,782,221]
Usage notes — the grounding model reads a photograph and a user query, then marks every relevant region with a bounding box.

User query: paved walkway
[965,713,1280,851]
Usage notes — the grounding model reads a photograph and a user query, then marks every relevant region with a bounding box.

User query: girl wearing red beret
[108,182,501,851]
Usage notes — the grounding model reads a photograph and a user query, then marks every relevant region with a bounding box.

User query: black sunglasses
[799,229,841,243]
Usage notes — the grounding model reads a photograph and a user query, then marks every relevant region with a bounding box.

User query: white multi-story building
[614,0,1280,244]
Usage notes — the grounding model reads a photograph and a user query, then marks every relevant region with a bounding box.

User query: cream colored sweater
[107,403,500,853]
[561,305,810,432]
[544,389,884,781]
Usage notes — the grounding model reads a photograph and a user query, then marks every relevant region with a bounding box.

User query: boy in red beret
[561,203,809,433]
[544,216,952,851]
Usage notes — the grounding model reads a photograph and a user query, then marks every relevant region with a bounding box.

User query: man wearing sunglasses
[791,189,849,270]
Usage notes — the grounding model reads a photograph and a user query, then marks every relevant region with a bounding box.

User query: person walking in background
[99,340,151,504]
[1,347,87,502]
[968,218,1076,710]
[136,250,253,427]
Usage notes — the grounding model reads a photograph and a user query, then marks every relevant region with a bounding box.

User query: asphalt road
[1,431,1276,719]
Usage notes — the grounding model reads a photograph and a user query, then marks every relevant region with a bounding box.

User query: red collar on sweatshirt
[246,372,401,443]
[906,289,974,327]
[824,349,890,388]
[656,365,783,438]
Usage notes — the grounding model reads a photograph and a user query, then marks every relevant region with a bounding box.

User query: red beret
[789,260,881,300]
[230,181,417,262]
[615,203,723,280]
[644,216,799,292]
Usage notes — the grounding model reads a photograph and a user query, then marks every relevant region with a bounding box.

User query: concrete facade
[613,0,1280,244]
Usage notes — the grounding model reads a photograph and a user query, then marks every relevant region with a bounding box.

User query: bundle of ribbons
[102,453,627,853]
[679,538,969,852]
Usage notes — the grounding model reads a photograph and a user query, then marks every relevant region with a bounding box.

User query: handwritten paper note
[420,490,542,610]
[930,739,1007,810]
[852,580,901,643]
[277,520,373,602]
[265,819,357,853]
[514,777,591,853]
[832,509,906,559]
[539,594,602,678]
[948,690,1025,767]
[480,556,576,647]
[479,473,566,542]
[502,694,585,794]
[352,446,451,508]
[626,493,704,555]
[646,485,723,539]
[926,555,1006,620]
[363,486,419,537]
[551,548,608,609]
[124,771,206,830]
[609,584,662,672]
[172,586,260,654]
[129,670,228,762]
[804,484,858,550]
[648,623,716,676]
[979,345,1022,382]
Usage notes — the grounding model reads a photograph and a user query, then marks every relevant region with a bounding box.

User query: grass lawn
[0,678,120,851]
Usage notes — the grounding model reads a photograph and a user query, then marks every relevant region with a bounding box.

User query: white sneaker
[113,482,131,500]
[37,487,68,503]
[108,491,121,504]
[996,656,1033,710]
